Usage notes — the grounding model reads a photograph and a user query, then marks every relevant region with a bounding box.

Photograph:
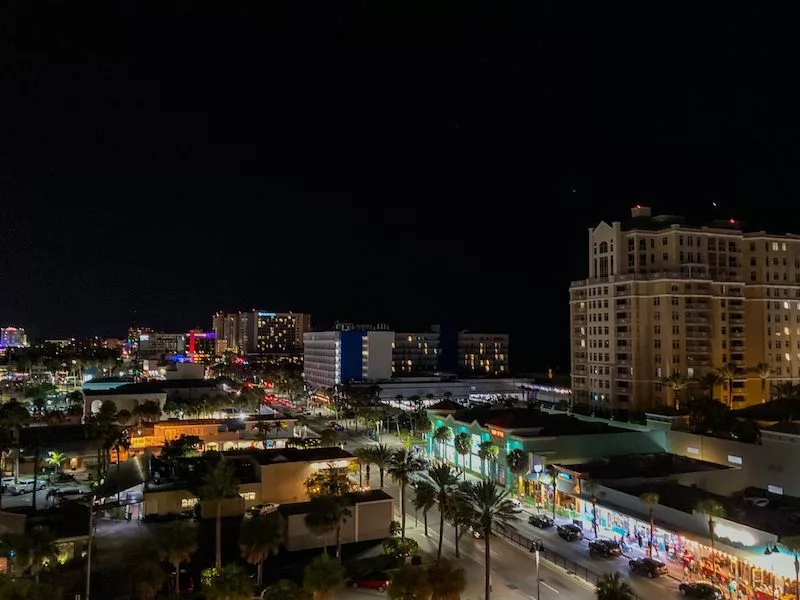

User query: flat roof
[562,453,729,479]
[277,489,393,517]
[222,446,354,466]
[446,407,628,436]
[605,481,800,537]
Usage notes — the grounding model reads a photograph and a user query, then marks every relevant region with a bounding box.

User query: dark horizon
[1,2,797,373]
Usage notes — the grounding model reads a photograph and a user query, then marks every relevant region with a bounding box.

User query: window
[240,491,257,501]
[727,455,743,465]
[687,447,700,455]
[181,497,199,509]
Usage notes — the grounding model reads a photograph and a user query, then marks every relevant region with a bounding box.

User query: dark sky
[0,1,797,372]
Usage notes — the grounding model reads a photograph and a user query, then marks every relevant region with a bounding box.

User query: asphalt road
[297,408,683,600]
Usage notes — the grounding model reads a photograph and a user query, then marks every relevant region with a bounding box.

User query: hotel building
[212,310,311,357]
[303,328,394,389]
[570,205,800,409]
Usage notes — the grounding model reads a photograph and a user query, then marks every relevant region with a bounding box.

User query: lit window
[686,447,699,455]
[181,497,199,509]
[727,455,743,465]
[768,485,784,495]
[239,491,257,501]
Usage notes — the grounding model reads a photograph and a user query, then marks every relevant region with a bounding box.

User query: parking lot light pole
[85,494,96,600]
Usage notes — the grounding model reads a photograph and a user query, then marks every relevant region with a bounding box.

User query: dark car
[347,572,390,592]
[556,524,584,541]
[678,581,724,599]
[629,557,668,578]
[528,514,554,529]
[588,538,622,557]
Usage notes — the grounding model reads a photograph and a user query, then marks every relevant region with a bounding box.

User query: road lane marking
[541,581,560,594]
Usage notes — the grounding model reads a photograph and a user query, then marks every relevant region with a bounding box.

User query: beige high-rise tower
[569,206,800,410]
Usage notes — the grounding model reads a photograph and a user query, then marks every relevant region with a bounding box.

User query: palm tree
[0,399,31,483]
[198,459,240,572]
[303,552,346,600]
[639,492,659,557]
[596,572,634,600]
[693,371,722,402]
[203,564,253,600]
[460,480,519,600]
[427,558,467,600]
[425,463,461,560]
[354,446,374,489]
[239,512,285,586]
[304,496,350,557]
[544,469,557,520]
[582,480,600,539]
[387,448,425,538]
[2,528,57,582]
[477,441,499,482]
[116,409,136,427]
[505,449,529,494]
[715,362,739,408]
[46,450,66,473]
[156,522,198,598]
[412,481,436,537]
[659,372,687,410]
[750,362,773,403]
[453,433,471,478]
[432,426,452,463]
[387,563,430,600]
[371,443,394,488]
[443,491,474,559]
[694,498,726,553]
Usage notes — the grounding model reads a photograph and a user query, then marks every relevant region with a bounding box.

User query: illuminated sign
[258,312,277,317]
[712,522,757,547]
[489,428,505,439]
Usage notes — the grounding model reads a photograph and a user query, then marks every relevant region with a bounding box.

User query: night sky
[0,2,796,372]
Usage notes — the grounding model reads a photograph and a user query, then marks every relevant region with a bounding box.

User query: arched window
[599,241,609,254]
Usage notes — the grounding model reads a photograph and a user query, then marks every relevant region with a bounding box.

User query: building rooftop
[2,503,91,540]
[84,378,221,396]
[145,453,261,494]
[277,489,393,517]
[222,446,353,466]
[19,424,103,450]
[428,399,462,412]
[606,481,800,537]
[562,453,729,480]
[448,407,627,436]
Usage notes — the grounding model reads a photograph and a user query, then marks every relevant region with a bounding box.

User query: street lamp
[764,544,780,600]
[529,538,544,600]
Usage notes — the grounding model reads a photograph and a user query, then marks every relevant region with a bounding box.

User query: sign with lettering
[489,428,505,439]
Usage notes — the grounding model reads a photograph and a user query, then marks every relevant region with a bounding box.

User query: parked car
[556,524,584,541]
[7,480,46,495]
[346,572,390,592]
[528,514,554,529]
[588,538,622,557]
[629,557,668,578]
[678,581,724,599]
[245,503,279,519]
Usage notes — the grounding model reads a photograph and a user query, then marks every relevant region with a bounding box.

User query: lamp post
[533,463,543,514]
[85,494,96,600]
[529,538,543,600]
[764,543,780,600]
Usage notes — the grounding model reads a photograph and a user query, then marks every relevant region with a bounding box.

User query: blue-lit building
[303,328,394,389]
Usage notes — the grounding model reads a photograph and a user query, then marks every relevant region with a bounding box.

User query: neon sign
[489,428,505,439]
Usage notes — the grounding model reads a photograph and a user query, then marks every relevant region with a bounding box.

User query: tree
[304,497,340,554]
[303,552,345,600]
[0,400,31,483]
[453,433,471,479]
[459,480,519,600]
[388,564,431,600]
[412,481,436,537]
[584,480,600,540]
[388,449,425,539]
[432,426,452,463]
[443,491,474,559]
[198,459,240,572]
[639,492,659,557]
[425,463,460,560]
[263,579,309,600]
[371,443,394,488]
[354,446,374,489]
[202,564,252,600]
[427,558,467,600]
[132,557,167,600]
[596,572,634,600]
[161,435,203,461]
[2,528,57,581]
[116,409,136,427]
[750,362,773,403]
[239,512,284,586]
[773,381,798,400]
[132,400,162,424]
[659,372,687,410]
[693,372,722,402]
[544,468,557,520]
[505,449,529,494]
[156,522,198,598]
[715,362,739,408]
[477,441,499,482]
[46,450,66,473]
[694,498,726,553]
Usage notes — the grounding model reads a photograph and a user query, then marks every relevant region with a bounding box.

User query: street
[298,407,684,600]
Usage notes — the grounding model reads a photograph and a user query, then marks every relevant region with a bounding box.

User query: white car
[507,497,523,512]
[246,503,279,518]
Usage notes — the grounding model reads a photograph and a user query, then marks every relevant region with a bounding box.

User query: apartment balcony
[729,330,745,339]
[685,316,711,324]
[617,318,630,325]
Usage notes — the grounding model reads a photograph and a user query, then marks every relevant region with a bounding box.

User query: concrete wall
[84,392,167,419]
[143,489,198,516]
[259,462,314,505]
[666,430,787,496]
[283,499,393,551]
[200,497,245,519]
[364,331,394,380]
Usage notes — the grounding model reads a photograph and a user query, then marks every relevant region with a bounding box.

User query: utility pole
[85,495,96,600]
